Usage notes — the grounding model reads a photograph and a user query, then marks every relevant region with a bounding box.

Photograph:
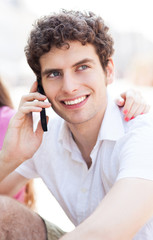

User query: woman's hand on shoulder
[116,89,150,121]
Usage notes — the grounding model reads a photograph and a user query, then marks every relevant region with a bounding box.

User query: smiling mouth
[62,95,88,106]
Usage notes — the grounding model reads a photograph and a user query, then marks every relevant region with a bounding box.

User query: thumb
[35,116,49,137]
[115,96,125,107]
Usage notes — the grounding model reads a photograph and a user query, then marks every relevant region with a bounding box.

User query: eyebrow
[72,58,95,67]
[42,68,61,77]
[42,58,95,77]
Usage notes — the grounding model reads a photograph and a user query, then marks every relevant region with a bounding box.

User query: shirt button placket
[76,169,90,224]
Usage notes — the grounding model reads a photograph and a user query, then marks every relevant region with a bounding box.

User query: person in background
[0,78,35,209]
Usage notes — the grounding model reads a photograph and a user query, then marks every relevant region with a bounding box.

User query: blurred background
[0,0,153,232]
[1,0,153,102]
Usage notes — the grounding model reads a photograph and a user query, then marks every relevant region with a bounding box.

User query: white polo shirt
[16,95,153,239]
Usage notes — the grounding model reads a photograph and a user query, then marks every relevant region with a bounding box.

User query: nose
[61,72,78,94]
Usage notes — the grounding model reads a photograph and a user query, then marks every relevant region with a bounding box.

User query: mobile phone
[37,78,48,132]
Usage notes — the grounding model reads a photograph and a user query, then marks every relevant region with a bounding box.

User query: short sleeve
[15,158,39,179]
[116,124,153,182]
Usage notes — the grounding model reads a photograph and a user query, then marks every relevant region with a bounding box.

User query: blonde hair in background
[24,179,36,210]
[0,77,13,108]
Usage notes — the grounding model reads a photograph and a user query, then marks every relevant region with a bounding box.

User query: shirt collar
[58,119,72,152]
[58,94,125,149]
[98,94,125,141]
[58,120,83,161]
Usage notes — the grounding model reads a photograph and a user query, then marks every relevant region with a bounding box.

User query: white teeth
[64,96,86,105]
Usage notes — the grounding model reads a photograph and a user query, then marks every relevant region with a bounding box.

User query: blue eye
[82,65,87,70]
[49,71,61,78]
[78,65,88,71]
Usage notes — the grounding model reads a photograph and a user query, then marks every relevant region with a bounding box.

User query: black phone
[37,78,48,132]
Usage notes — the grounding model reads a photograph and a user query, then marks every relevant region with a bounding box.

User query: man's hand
[0,81,51,181]
[116,89,150,121]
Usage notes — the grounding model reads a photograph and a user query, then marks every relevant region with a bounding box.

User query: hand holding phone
[37,82,48,132]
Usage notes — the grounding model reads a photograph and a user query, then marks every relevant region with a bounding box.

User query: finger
[124,100,150,120]
[142,104,150,114]
[125,102,144,120]
[35,120,44,138]
[133,104,146,119]
[30,81,38,93]
[19,92,47,108]
[24,100,51,108]
[20,101,51,115]
[115,96,125,107]
[24,92,47,101]
[122,97,133,117]
[122,91,141,117]
[119,91,127,101]
[35,116,49,136]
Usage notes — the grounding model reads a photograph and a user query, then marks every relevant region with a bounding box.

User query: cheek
[42,83,57,102]
[79,72,97,88]
[87,73,107,91]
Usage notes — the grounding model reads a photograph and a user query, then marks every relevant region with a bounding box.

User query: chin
[54,107,97,125]
[65,114,96,125]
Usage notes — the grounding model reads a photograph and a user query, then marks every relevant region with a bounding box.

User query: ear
[105,58,114,85]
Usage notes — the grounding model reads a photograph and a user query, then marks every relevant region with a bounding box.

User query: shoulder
[118,113,153,150]
[116,112,153,164]
[116,113,153,181]
[123,112,153,134]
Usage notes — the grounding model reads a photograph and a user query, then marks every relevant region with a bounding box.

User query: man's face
[40,41,113,125]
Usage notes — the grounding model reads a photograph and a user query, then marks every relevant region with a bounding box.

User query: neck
[67,105,106,168]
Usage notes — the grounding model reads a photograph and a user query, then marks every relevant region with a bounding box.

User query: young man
[0,10,152,240]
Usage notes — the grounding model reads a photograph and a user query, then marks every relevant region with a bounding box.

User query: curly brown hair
[25,9,114,79]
